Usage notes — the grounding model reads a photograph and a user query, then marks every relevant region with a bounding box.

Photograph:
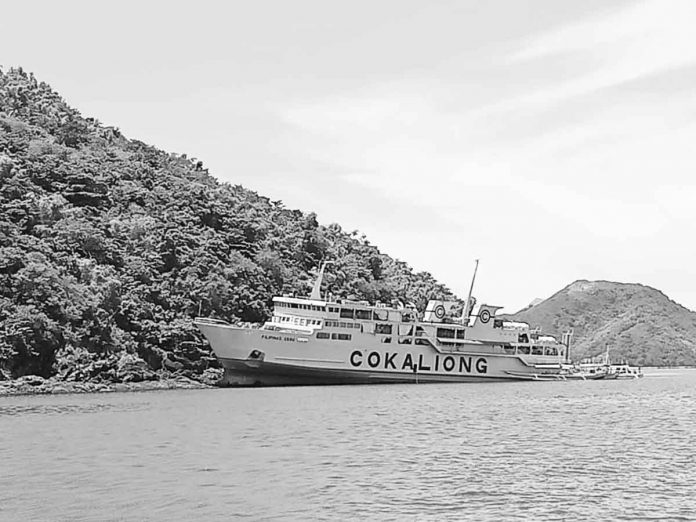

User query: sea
[1,368,695,521]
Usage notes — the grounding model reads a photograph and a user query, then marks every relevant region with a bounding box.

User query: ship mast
[310,261,331,300]
[562,329,574,363]
[461,259,479,324]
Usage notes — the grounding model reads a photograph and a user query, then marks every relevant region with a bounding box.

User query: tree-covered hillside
[0,67,459,383]
[508,280,696,366]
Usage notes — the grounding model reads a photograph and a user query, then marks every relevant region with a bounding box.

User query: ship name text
[350,351,488,374]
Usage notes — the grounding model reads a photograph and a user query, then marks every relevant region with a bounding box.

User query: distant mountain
[507,280,696,366]
[0,67,459,382]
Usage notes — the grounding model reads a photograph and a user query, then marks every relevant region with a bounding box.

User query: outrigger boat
[576,347,644,380]
[195,261,579,386]
[608,363,643,379]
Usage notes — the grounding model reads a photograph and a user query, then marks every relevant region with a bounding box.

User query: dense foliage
[0,67,458,382]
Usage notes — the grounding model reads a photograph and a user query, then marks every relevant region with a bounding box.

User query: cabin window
[373,309,388,321]
[355,309,372,320]
[518,333,529,343]
[494,319,503,329]
[381,337,392,343]
[517,345,530,355]
[331,333,352,341]
[375,324,392,335]
[398,337,412,344]
[503,345,516,354]
[455,329,466,339]
[316,332,330,339]
[415,338,434,347]
[436,328,455,339]
[545,346,558,356]
[340,308,354,319]
[532,346,543,355]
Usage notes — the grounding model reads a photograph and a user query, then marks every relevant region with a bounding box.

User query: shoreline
[0,375,215,397]
[2,366,694,397]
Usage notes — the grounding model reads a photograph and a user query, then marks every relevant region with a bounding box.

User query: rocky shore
[0,369,223,396]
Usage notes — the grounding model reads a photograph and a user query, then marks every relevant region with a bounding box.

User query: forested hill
[508,280,696,366]
[0,67,458,383]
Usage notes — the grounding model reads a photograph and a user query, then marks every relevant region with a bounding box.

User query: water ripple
[0,370,695,520]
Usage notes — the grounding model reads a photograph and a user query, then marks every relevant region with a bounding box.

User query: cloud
[502,0,696,107]
[274,2,696,310]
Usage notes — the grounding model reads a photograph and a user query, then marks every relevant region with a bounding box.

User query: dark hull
[218,357,525,386]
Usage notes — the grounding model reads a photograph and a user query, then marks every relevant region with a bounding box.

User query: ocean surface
[1,369,695,521]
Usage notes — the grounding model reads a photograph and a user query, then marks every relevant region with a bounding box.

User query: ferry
[195,262,576,386]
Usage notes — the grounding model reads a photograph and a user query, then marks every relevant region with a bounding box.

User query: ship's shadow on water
[1,369,695,521]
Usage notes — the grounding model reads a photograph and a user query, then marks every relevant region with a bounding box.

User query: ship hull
[196,321,565,387]
[216,357,516,386]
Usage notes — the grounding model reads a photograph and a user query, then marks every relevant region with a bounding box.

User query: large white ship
[195,262,573,385]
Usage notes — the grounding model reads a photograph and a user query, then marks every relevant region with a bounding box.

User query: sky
[3,0,696,313]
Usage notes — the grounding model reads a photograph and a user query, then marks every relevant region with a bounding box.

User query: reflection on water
[1,369,695,521]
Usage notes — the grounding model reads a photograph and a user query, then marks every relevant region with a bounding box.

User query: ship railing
[194,317,231,326]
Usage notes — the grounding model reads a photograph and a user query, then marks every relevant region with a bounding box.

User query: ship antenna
[310,261,332,300]
[562,329,574,363]
[461,259,479,324]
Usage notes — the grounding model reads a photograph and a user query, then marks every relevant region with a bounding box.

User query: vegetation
[0,67,458,383]
[509,280,696,366]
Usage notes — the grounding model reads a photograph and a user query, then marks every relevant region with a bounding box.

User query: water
[1,369,695,521]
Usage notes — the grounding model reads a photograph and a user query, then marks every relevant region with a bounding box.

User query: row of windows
[506,345,563,356]
[313,332,434,345]
[324,320,361,329]
[273,316,322,326]
[337,308,389,321]
[276,302,325,312]
[436,328,466,339]
[316,332,352,341]
[379,337,430,346]
[373,337,433,345]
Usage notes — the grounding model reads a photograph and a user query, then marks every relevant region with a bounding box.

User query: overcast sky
[3,0,696,312]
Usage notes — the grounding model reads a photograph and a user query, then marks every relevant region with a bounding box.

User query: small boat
[577,347,644,380]
[608,363,644,379]
[562,364,610,380]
